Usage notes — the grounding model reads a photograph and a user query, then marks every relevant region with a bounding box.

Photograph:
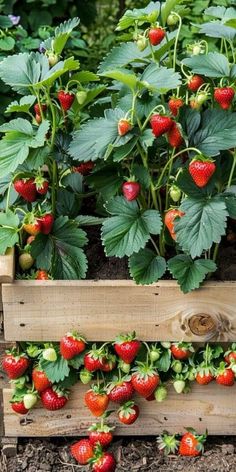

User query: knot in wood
[188,313,216,336]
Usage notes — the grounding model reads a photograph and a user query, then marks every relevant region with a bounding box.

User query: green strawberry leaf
[129,248,166,284]
[5,96,36,114]
[40,356,70,383]
[191,110,236,156]
[222,192,236,219]
[102,196,162,257]
[175,196,228,258]
[75,215,105,226]
[69,108,132,163]
[0,118,49,178]
[199,22,236,40]
[98,42,151,73]
[141,64,182,93]
[31,216,88,279]
[86,164,124,199]
[182,52,230,78]
[68,352,85,369]
[168,255,217,293]
[52,17,80,55]
[100,68,138,90]
[156,349,171,372]
[59,369,78,388]
[0,210,20,254]
[0,52,79,94]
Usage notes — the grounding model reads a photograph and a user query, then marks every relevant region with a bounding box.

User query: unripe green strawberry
[154,385,168,402]
[76,91,87,105]
[172,360,182,373]
[19,253,34,270]
[169,185,181,202]
[188,369,196,382]
[161,342,171,349]
[23,393,38,409]
[80,369,93,384]
[150,348,160,362]
[196,92,209,105]
[173,379,185,394]
[119,361,131,374]
[48,53,59,66]
[42,348,57,362]
[167,14,179,26]
[136,36,147,51]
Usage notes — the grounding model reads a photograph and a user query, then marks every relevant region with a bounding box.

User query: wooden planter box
[1,252,236,437]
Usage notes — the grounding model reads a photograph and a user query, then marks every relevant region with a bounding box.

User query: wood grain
[0,250,14,284]
[2,280,236,342]
[3,383,236,437]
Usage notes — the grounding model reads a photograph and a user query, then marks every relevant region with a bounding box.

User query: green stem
[172,13,182,71]
[5,181,12,212]
[150,236,161,256]
[51,160,57,216]
[46,89,58,215]
[156,147,202,189]
[227,152,236,188]
[212,243,219,263]
[165,149,175,211]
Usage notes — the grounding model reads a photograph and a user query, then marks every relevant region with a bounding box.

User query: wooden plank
[2,280,236,342]
[0,250,14,284]
[3,383,236,437]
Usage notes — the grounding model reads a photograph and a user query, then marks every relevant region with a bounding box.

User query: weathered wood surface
[3,383,236,437]
[0,250,14,284]
[2,280,236,342]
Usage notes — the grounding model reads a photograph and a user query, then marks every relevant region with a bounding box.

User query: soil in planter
[1,437,236,472]
[84,225,236,281]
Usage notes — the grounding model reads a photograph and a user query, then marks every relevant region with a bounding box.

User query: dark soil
[1,437,236,472]
[85,225,236,281]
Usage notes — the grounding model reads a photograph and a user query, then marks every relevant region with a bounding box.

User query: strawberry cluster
[3,336,236,469]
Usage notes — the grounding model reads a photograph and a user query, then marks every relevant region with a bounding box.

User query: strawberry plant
[0,17,105,280]
[0,1,236,292]
[68,1,236,292]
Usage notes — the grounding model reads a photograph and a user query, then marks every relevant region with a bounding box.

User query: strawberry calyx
[215,361,232,376]
[117,400,137,419]
[64,331,87,343]
[114,331,139,344]
[190,154,215,165]
[90,384,108,396]
[157,432,180,455]
[171,342,195,353]
[51,385,69,399]
[132,362,159,381]
[184,427,207,449]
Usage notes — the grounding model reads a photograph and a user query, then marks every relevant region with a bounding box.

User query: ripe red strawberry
[179,429,207,456]
[150,114,173,137]
[189,159,216,188]
[224,347,236,365]
[85,387,109,417]
[148,27,165,46]
[214,87,235,110]
[187,75,204,92]
[40,387,68,410]
[168,97,184,116]
[32,368,52,392]
[92,452,116,472]
[11,401,29,415]
[35,270,49,280]
[70,439,94,465]
[170,343,193,360]
[101,354,116,373]
[114,333,141,364]
[132,366,159,398]
[89,423,113,448]
[35,178,49,195]
[84,348,106,372]
[108,380,134,403]
[118,119,132,136]
[167,122,183,148]
[216,364,234,386]
[39,213,54,235]
[14,178,37,202]
[122,181,141,201]
[118,401,139,425]
[34,104,47,115]
[58,90,75,110]
[2,353,30,379]
[73,161,94,175]
[164,209,184,240]
[60,332,86,360]
[195,370,214,385]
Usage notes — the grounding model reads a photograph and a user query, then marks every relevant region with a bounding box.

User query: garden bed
[1,436,236,472]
